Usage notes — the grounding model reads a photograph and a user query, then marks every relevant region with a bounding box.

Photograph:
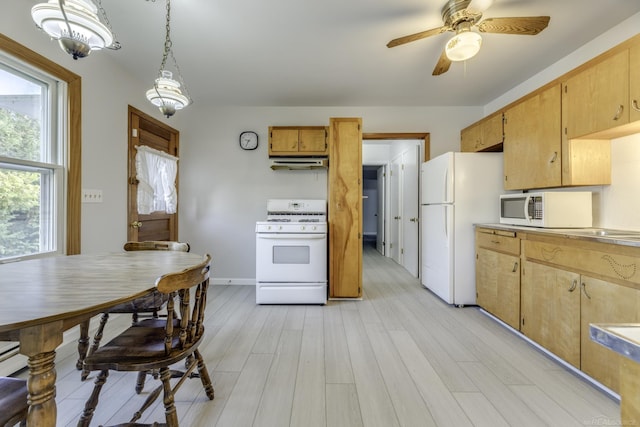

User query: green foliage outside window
[0,107,41,258]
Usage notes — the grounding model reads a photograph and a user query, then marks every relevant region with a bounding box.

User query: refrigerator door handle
[444,168,449,202]
[444,206,448,238]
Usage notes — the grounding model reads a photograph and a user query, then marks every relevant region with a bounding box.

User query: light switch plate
[82,189,103,203]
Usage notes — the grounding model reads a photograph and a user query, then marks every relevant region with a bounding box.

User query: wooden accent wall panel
[329,118,362,298]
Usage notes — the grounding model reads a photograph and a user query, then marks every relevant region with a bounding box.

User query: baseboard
[478,308,620,401]
[212,278,255,286]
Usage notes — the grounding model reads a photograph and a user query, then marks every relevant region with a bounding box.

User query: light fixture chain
[170,50,192,104]
[94,0,121,49]
[159,0,172,75]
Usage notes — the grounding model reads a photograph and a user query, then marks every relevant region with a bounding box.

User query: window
[0,52,66,261]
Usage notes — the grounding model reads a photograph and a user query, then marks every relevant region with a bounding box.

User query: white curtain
[135,145,179,214]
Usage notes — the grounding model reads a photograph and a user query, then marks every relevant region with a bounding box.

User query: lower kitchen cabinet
[520,261,581,368]
[522,237,640,393]
[581,276,640,392]
[475,228,520,329]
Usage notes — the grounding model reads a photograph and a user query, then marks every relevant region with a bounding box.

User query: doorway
[362,133,430,279]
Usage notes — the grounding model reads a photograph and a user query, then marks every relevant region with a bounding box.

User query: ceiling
[79,0,640,107]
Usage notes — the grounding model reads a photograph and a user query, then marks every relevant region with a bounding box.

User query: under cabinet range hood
[270,157,328,170]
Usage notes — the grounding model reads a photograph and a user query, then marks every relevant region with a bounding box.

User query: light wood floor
[19,245,621,426]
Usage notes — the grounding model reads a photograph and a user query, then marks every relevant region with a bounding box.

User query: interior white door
[401,146,420,277]
[376,165,386,255]
[389,156,401,264]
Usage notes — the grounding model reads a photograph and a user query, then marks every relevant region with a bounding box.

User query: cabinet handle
[581,282,591,299]
[633,99,640,112]
[491,239,500,244]
[549,152,557,164]
[511,261,518,273]
[568,279,577,292]
[613,104,624,121]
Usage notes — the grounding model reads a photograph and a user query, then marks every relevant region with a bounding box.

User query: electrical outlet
[82,189,103,203]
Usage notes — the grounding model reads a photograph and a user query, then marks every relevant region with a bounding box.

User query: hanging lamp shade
[146,70,191,118]
[31,0,114,60]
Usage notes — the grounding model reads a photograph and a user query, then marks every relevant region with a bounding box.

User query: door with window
[127,106,179,242]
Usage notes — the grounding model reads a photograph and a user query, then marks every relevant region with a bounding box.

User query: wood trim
[362,132,431,162]
[0,34,82,255]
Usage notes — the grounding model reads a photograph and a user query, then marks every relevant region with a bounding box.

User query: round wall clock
[239,131,258,150]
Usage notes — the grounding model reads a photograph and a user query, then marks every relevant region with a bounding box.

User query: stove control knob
[278,225,283,231]
[301,225,306,231]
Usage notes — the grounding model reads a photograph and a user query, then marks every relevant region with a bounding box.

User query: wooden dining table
[0,250,207,426]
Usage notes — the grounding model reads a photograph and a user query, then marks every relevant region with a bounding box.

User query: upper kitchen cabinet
[564,50,629,139]
[631,43,640,123]
[268,126,328,156]
[460,113,504,152]
[503,84,562,190]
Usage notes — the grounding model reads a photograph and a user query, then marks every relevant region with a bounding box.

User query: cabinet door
[631,44,640,123]
[521,261,580,368]
[299,128,327,155]
[476,247,520,329]
[565,50,629,139]
[581,276,640,393]
[329,118,362,298]
[269,129,299,154]
[481,113,504,150]
[503,84,562,190]
[461,123,481,152]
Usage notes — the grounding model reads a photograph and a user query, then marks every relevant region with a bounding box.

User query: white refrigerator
[421,152,503,306]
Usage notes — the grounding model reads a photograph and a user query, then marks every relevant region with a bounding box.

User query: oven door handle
[257,233,326,240]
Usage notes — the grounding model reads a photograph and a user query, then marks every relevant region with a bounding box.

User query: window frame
[0,33,81,256]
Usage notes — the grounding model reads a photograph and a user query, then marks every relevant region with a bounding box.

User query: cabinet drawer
[523,240,640,287]
[476,230,520,255]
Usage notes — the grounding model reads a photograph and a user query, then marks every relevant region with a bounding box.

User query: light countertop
[476,224,640,248]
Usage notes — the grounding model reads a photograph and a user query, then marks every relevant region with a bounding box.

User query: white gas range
[255,199,327,305]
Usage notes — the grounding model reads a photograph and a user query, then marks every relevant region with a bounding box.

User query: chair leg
[160,367,179,427]
[77,369,109,427]
[194,349,215,400]
[81,312,109,380]
[135,370,148,394]
[76,319,90,370]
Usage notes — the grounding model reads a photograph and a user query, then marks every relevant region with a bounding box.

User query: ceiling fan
[387,0,550,76]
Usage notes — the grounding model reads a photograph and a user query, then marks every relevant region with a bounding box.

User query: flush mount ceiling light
[445,21,482,61]
[146,0,191,118]
[31,0,120,60]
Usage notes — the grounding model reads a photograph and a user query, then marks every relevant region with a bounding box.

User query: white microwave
[499,191,593,228]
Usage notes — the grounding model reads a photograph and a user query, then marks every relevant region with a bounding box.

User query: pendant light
[146,0,191,118]
[31,0,120,60]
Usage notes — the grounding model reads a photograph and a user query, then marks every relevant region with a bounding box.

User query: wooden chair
[77,241,190,391]
[78,254,214,427]
[0,377,28,427]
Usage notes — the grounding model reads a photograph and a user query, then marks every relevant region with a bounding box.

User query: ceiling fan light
[445,31,482,62]
[31,0,114,59]
[146,70,190,118]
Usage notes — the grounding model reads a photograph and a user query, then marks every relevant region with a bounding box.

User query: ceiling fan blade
[432,49,452,76]
[466,0,494,14]
[476,16,550,35]
[387,26,450,48]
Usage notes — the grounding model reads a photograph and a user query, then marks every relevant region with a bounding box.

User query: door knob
[131,221,143,229]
